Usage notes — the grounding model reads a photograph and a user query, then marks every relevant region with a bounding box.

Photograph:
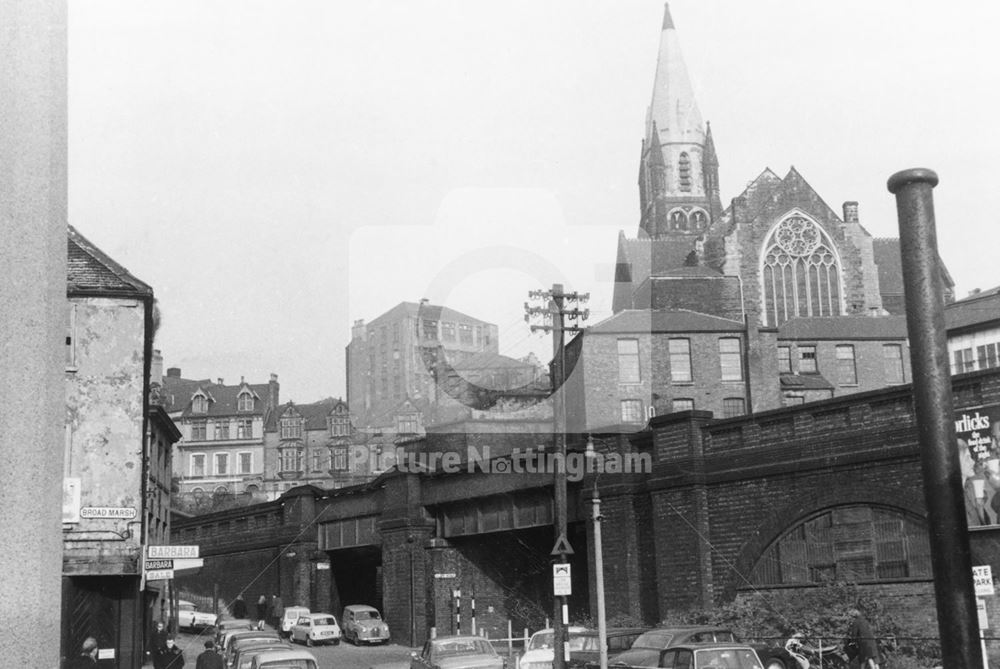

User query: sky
[67,1,1000,403]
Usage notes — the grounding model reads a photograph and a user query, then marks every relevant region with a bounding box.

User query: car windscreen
[609,649,661,667]
[313,616,336,626]
[631,631,675,650]
[260,662,316,669]
[434,639,495,657]
[693,648,760,669]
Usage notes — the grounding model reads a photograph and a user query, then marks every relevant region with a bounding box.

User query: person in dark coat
[844,608,880,669]
[195,639,224,669]
[256,594,268,630]
[232,594,248,620]
[269,594,284,629]
[154,637,185,669]
[65,636,98,668]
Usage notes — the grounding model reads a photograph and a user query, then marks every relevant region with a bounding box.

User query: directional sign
[550,534,575,556]
[974,565,995,596]
[978,598,990,631]
[147,545,199,559]
[145,569,174,581]
[145,559,174,571]
[173,558,204,571]
[81,506,137,519]
[553,563,572,596]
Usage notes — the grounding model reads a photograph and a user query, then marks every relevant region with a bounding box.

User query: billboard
[957,405,1000,528]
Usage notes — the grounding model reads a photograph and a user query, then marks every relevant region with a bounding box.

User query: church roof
[587,308,744,334]
[778,316,909,340]
[646,2,703,147]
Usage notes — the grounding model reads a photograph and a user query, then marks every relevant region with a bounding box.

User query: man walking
[195,639,224,669]
[844,607,880,669]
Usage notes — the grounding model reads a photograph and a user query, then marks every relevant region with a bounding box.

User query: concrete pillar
[0,1,67,668]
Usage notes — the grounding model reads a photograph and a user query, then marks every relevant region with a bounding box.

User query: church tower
[638,4,721,240]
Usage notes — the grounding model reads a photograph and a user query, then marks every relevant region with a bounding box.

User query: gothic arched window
[669,209,687,231]
[678,152,692,192]
[761,215,843,325]
[689,209,708,230]
[750,505,931,585]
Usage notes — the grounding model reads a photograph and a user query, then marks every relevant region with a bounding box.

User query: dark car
[568,628,650,669]
[658,643,764,669]
[596,627,737,669]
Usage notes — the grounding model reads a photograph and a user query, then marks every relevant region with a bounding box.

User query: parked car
[223,629,281,663]
[290,613,342,647]
[341,604,390,645]
[519,626,591,669]
[228,637,292,669]
[216,618,255,645]
[658,643,765,669]
[281,607,311,637]
[411,634,504,669]
[249,647,319,669]
[177,599,218,631]
[599,627,737,669]
[568,628,650,669]
[232,641,294,669]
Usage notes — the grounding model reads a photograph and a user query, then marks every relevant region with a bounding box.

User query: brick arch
[722,482,927,600]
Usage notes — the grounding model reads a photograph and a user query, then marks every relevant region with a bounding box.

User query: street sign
[978,598,990,630]
[80,506,136,519]
[974,565,995,596]
[145,559,173,571]
[145,569,174,581]
[147,545,199,559]
[550,533,575,556]
[553,563,572,596]
[172,558,204,571]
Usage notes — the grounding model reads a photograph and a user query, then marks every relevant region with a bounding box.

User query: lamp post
[585,437,607,669]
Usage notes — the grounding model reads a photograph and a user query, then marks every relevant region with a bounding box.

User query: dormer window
[192,395,207,413]
[280,413,302,439]
[238,392,254,412]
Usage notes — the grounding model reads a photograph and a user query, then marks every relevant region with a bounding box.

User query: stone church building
[566,4,953,432]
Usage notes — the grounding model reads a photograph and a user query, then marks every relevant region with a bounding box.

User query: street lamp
[585,436,607,669]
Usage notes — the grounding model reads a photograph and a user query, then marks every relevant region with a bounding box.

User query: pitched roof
[368,301,494,327]
[946,286,1000,332]
[67,225,152,297]
[778,316,908,340]
[274,397,349,430]
[161,375,271,418]
[450,351,534,371]
[587,308,744,335]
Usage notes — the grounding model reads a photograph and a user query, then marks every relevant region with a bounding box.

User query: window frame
[214,452,229,476]
[722,397,745,419]
[778,345,792,374]
[835,344,858,386]
[671,398,694,413]
[719,337,744,381]
[620,399,644,423]
[238,451,252,475]
[617,338,641,384]
[799,344,818,374]
[668,338,692,383]
[190,453,206,478]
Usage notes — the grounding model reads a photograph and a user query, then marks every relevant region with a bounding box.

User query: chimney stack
[269,373,280,409]
[217,377,224,385]
[151,349,164,385]
[166,367,181,378]
[843,201,859,224]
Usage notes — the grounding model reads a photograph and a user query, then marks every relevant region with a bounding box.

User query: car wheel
[307,636,314,647]
[763,658,787,669]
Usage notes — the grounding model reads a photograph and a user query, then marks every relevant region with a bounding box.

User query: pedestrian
[232,594,247,620]
[154,637,185,669]
[270,593,284,629]
[195,639,224,669]
[844,607,880,669]
[64,636,99,668]
[149,621,168,662]
[256,594,267,630]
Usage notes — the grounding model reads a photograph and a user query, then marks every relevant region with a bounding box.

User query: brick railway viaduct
[173,368,1000,646]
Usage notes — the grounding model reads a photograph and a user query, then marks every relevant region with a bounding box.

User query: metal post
[592,487,607,669]
[888,167,982,669]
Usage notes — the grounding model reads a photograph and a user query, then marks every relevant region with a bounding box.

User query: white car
[177,600,218,631]
[290,613,341,647]
[281,606,311,637]
[520,627,590,669]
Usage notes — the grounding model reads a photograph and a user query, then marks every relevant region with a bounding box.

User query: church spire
[646,2,704,148]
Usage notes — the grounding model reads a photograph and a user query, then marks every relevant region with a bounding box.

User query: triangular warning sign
[550,533,575,556]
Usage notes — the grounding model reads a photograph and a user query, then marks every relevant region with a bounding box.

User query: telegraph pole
[525,284,588,669]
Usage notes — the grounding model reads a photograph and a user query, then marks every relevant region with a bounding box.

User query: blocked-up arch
[725,484,926,598]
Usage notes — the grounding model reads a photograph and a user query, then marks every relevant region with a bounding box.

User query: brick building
[566,5,953,431]
[63,226,181,667]
[158,365,280,509]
